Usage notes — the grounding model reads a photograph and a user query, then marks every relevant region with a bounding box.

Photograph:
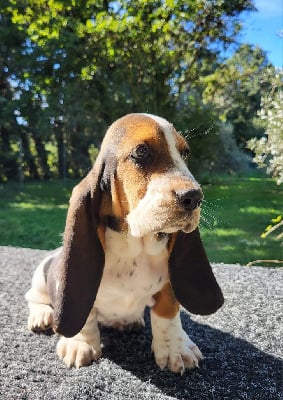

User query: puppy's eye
[181,148,190,160]
[131,144,151,162]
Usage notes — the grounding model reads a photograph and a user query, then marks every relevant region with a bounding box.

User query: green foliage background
[0,0,274,182]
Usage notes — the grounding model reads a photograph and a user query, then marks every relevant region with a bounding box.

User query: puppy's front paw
[27,303,53,332]
[152,330,203,374]
[56,337,101,368]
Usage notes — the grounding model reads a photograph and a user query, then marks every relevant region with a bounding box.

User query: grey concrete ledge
[0,246,282,400]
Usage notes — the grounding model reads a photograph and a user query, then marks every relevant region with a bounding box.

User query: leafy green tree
[0,0,25,181]
[247,69,283,184]
[247,69,283,259]
[0,78,19,182]
[2,0,258,180]
[202,44,271,146]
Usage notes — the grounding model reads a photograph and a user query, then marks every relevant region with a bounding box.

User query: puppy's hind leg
[25,252,56,332]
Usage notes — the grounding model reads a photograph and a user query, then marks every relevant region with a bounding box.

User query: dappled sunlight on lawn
[0,181,74,249]
[212,228,244,237]
[0,206,66,249]
[239,206,279,216]
[0,176,282,264]
[9,202,68,210]
[200,176,282,266]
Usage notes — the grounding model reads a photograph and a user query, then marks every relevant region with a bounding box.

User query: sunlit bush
[247,70,283,185]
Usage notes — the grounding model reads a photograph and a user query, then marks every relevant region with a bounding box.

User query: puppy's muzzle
[175,189,203,212]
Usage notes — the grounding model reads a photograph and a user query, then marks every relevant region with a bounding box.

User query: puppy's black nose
[175,189,203,211]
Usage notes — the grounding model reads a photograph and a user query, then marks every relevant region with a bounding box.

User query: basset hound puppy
[25,113,224,374]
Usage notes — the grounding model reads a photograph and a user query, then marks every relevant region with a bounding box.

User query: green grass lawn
[0,175,282,266]
[200,175,282,266]
[0,180,77,250]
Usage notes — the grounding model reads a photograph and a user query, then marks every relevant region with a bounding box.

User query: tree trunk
[21,131,40,180]
[56,129,67,180]
[32,133,51,180]
[69,127,92,178]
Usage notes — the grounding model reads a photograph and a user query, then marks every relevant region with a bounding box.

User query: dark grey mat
[0,246,282,400]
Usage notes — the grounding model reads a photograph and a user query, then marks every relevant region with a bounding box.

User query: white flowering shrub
[248,70,283,185]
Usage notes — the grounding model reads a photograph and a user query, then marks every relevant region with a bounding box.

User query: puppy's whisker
[184,123,216,141]
[201,205,229,228]
[181,127,197,141]
[202,198,225,207]
[200,214,215,229]
[202,204,224,214]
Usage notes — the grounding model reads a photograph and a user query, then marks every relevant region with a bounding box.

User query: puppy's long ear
[51,159,105,338]
[169,228,224,315]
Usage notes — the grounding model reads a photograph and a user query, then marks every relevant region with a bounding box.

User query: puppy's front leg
[151,283,203,374]
[56,308,101,368]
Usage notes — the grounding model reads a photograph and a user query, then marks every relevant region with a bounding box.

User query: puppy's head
[99,113,202,237]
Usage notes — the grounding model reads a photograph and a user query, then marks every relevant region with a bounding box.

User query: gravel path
[0,246,282,400]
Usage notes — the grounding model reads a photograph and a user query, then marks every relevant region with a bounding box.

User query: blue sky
[239,0,283,67]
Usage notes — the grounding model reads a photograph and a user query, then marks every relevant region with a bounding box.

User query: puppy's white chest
[94,229,169,325]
